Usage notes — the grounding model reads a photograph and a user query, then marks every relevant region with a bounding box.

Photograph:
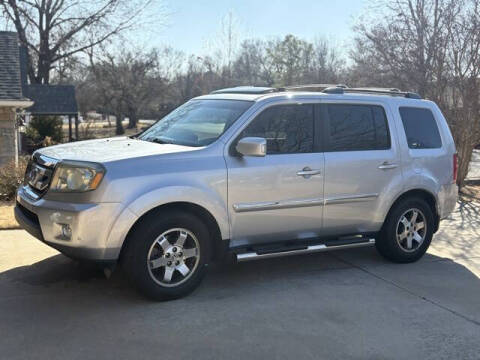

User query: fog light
[61,224,72,239]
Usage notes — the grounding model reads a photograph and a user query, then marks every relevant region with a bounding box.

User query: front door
[225,103,325,247]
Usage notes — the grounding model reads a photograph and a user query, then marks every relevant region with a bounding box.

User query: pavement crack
[331,253,480,328]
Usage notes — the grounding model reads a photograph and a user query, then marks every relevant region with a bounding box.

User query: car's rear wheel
[123,210,211,300]
[376,197,434,263]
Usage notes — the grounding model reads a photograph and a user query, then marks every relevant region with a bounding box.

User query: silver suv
[15,86,458,300]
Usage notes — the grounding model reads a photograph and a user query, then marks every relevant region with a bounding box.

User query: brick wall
[0,107,15,166]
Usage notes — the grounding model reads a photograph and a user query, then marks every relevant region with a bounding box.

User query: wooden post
[68,115,72,142]
[12,109,18,167]
[74,114,79,140]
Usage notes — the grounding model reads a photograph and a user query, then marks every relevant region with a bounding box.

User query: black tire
[376,197,434,263]
[122,210,211,301]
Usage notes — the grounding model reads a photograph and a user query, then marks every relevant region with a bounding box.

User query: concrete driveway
[1,202,479,360]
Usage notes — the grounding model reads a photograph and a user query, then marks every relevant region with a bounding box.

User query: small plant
[80,119,96,140]
[0,157,28,201]
[25,116,63,143]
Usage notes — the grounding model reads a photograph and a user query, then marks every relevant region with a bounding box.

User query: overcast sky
[139,0,369,55]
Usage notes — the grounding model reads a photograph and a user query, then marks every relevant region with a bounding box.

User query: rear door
[225,102,325,247]
[319,101,403,235]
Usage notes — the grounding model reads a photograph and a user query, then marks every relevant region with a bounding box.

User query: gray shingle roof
[24,84,78,115]
[0,31,24,100]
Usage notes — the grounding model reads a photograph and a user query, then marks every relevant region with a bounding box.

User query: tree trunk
[457,139,474,188]
[127,112,138,129]
[115,114,124,135]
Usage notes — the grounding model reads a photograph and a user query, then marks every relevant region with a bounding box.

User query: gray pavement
[0,202,479,360]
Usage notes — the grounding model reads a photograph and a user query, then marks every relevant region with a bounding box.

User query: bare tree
[86,48,163,133]
[88,51,126,135]
[351,0,460,94]
[119,50,160,129]
[352,0,480,186]
[218,11,239,81]
[443,0,480,184]
[265,34,315,86]
[233,39,274,86]
[311,38,346,84]
[0,0,163,84]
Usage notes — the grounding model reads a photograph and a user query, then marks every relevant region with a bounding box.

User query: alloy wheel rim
[396,208,427,252]
[147,228,200,287]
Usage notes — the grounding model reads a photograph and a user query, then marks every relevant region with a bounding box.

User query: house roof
[0,31,28,101]
[17,45,78,115]
[24,84,78,115]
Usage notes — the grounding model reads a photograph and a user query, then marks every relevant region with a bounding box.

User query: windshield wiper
[150,138,176,145]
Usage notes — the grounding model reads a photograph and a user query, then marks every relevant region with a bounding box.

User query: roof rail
[284,84,348,91]
[210,84,348,95]
[210,86,280,95]
[323,86,422,99]
[210,85,422,99]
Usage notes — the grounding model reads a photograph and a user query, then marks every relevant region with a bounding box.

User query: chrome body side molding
[233,197,324,213]
[324,193,378,205]
[233,194,378,213]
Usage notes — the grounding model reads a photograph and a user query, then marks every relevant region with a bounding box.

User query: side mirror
[235,137,266,157]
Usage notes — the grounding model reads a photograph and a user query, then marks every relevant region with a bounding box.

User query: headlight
[50,161,105,193]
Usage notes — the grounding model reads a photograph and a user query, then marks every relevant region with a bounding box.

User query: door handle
[297,167,322,178]
[378,161,398,170]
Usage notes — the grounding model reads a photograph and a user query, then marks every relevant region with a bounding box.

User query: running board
[236,238,375,262]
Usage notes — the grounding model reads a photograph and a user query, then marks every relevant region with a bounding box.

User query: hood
[37,137,197,163]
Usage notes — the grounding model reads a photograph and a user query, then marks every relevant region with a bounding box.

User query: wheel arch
[119,201,227,263]
[383,189,440,233]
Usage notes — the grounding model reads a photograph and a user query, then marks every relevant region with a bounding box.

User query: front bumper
[16,186,124,262]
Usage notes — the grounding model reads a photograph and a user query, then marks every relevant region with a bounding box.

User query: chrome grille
[24,154,58,195]
[25,163,52,191]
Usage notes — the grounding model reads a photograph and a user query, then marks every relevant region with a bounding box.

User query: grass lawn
[0,201,17,229]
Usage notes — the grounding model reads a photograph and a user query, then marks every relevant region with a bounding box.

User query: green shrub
[25,116,63,143]
[0,157,28,201]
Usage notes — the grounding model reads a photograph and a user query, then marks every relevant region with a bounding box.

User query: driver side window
[241,104,314,154]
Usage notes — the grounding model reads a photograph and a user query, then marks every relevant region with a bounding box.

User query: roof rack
[209,85,422,99]
[323,86,422,99]
[210,84,348,95]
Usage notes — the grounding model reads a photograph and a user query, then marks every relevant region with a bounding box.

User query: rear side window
[323,104,391,151]
[241,104,314,154]
[399,107,442,149]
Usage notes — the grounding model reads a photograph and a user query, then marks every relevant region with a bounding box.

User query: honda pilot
[15,85,458,300]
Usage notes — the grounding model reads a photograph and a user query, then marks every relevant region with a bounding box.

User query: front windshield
[139,99,253,147]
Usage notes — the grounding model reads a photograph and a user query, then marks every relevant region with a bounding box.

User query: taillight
[453,153,458,183]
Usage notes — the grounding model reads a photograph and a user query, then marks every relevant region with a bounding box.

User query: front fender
[105,186,229,259]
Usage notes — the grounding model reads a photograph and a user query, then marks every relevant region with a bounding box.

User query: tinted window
[324,104,390,151]
[399,107,442,149]
[241,104,314,154]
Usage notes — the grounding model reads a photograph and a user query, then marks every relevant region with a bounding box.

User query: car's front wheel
[123,210,211,300]
[376,197,434,263]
